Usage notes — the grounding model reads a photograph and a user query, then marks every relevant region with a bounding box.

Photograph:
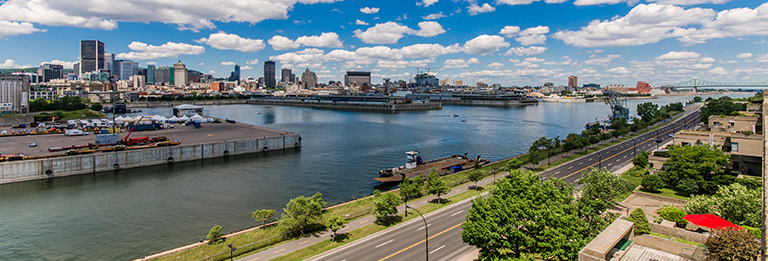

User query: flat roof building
[345,71,371,87]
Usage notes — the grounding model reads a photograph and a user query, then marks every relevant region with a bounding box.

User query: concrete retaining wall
[650,222,708,244]
[126,99,248,108]
[0,115,33,126]
[634,234,698,256]
[246,99,442,111]
[632,190,688,205]
[0,134,300,184]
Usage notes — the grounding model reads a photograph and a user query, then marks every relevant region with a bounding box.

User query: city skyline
[0,0,767,86]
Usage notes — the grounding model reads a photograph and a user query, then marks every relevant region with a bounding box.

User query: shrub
[641,175,665,192]
[627,208,651,234]
[741,225,762,238]
[653,216,664,224]
[734,178,761,191]
[206,225,223,244]
[706,228,760,261]
[658,205,687,227]
[676,178,699,195]
[631,151,651,169]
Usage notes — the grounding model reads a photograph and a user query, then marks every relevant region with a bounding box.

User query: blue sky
[0,0,767,86]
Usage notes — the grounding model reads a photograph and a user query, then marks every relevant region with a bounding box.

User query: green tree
[637,102,658,122]
[373,192,400,220]
[426,170,450,203]
[700,96,747,123]
[658,205,688,227]
[206,224,223,244]
[631,151,651,169]
[685,183,761,227]
[90,102,103,112]
[527,148,545,168]
[252,209,276,228]
[627,208,651,234]
[411,175,424,195]
[280,192,327,234]
[462,170,593,260]
[692,96,703,103]
[399,176,422,207]
[467,170,484,189]
[326,216,346,241]
[506,158,523,171]
[641,175,665,192]
[706,228,760,261]
[659,145,732,193]
[676,178,699,195]
[577,168,634,226]
[610,117,629,130]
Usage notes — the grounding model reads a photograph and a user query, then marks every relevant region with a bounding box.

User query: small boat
[461,119,467,122]
[453,114,459,117]
[255,112,262,115]
[225,119,236,123]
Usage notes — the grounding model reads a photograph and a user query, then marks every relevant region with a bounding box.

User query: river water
[0,94,750,260]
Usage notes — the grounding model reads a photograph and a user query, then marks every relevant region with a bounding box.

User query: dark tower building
[80,40,105,76]
[147,65,156,83]
[264,60,276,88]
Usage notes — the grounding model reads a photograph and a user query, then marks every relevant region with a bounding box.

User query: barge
[375,151,487,183]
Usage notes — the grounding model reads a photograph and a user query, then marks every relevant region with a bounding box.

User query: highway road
[541,103,703,184]
[308,104,704,261]
[310,195,479,261]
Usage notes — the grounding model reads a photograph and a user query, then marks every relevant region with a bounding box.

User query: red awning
[684,214,742,230]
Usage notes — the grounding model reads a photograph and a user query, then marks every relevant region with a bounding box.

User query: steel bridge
[669,79,768,88]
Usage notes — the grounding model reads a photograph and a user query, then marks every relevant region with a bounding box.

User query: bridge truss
[669,79,768,88]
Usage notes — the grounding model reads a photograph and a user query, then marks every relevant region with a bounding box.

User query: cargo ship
[374,151,487,183]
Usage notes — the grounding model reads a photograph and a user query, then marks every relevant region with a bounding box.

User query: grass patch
[270,187,490,261]
[644,187,691,201]
[34,109,106,121]
[649,232,701,246]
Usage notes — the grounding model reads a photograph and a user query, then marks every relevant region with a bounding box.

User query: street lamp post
[227,244,236,261]
[406,205,428,261]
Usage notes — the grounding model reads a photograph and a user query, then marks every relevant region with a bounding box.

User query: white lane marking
[359,219,368,224]
[451,210,464,217]
[588,158,592,161]
[568,166,573,169]
[274,248,285,253]
[430,245,446,254]
[554,171,560,175]
[616,159,620,162]
[376,239,394,248]
[418,224,431,231]
[608,163,612,166]
[623,155,627,158]
[578,162,583,165]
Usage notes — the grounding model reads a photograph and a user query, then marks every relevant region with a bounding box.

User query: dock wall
[126,99,248,108]
[246,99,442,111]
[0,133,300,185]
[436,99,538,106]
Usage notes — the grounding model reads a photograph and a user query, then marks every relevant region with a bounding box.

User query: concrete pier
[0,123,300,184]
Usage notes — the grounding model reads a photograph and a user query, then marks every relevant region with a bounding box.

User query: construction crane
[604,90,630,120]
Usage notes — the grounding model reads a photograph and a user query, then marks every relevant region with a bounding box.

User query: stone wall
[0,115,33,126]
[649,222,708,244]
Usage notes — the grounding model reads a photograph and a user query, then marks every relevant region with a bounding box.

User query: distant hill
[0,68,74,74]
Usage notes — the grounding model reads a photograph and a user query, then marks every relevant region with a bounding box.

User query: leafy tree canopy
[685,183,761,227]
[700,96,747,123]
[658,145,732,194]
[280,192,327,234]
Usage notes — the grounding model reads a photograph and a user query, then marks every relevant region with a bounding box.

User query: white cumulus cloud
[499,26,521,37]
[417,0,439,7]
[356,19,369,25]
[268,36,302,50]
[197,32,265,52]
[737,53,753,59]
[443,58,478,69]
[487,62,505,68]
[0,59,31,69]
[354,21,444,44]
[360,7,380,14]
[116,41,205,60]
[414,21,445,37]
[422,12,446,20]
[0,0,341,32]
[221,61,237,66]
[295,32,344,48]
[246,59,259,64]
[656,51,700,61]
[467,3,495,16]
[504,46,548,56]
[516,26,549,45]
[0,20,45,39]
[39,59,77,69]
[462,35,510,55]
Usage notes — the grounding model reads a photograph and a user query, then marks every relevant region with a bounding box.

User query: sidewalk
[238,169,505,261]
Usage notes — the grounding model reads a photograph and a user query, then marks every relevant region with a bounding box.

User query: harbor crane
[603,90,630,120]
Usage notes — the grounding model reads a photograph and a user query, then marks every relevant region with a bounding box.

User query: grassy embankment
[33,109,106,121]
[154,163,501,261]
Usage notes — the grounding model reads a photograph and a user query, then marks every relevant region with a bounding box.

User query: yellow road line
[378,222,465,261]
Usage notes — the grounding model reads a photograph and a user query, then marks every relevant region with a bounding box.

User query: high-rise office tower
[147,65,156,83]
[173,60,187,87]
[568,75,578,89]
[228,64,240,82]
[116,60,138,81]
[264,61,276,88]
[344,71,371,87]
[80,40,105,76]
[155,66,169,84]
[37,64,64,82]
[281,68,292,83]
[301,68,317,89]
[104,53,115,74]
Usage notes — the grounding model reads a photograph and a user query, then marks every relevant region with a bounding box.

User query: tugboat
[374,151,487,183]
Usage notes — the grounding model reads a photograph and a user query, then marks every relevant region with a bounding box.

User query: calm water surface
[0,94,750,260]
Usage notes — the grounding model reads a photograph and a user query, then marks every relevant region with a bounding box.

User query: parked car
[29,142,37,147]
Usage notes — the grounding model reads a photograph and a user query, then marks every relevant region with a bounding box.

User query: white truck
[65,129,88,136]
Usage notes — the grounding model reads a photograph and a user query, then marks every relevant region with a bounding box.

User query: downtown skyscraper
[80,40,104,77]
[264,60,275,89]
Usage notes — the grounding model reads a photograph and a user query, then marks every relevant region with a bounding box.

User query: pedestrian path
[238,170,504,261]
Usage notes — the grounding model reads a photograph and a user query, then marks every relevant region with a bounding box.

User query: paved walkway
[621,245,683,261]
[238,170,505,261]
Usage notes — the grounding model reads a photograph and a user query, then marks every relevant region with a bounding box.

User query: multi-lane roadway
[308,104,704,261]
